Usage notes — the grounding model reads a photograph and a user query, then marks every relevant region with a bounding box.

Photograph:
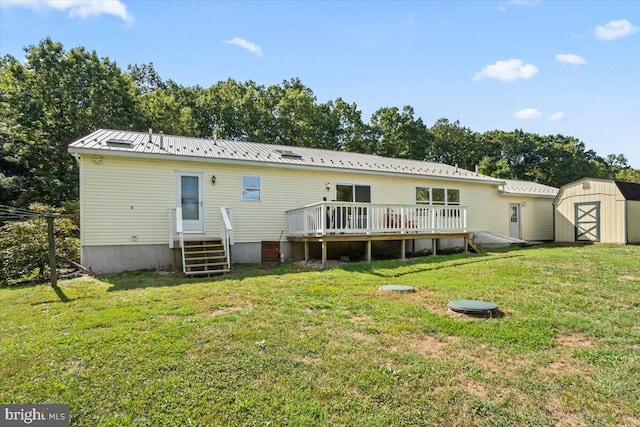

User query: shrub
[0,204,79,285]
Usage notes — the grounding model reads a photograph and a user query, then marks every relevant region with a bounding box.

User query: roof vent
[106,139,134,148]
[274,149,302,159]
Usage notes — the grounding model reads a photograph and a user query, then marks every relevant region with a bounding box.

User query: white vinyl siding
[79,155,555,246]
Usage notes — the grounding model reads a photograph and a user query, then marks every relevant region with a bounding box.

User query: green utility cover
[448,299,498,313]
[379,284,416,292]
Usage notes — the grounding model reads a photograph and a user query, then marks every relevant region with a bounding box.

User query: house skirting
[82,242,291,274]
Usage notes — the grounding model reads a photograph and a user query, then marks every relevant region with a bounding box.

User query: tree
[0,204,79,285]
[127,62,166,94]
[368,106,432,159]
[429,118,486,169]
[135,90,197,136]
[0,38,139,207]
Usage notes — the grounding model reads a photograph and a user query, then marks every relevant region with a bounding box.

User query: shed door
[509,204,521,239]
[575,202,600,242]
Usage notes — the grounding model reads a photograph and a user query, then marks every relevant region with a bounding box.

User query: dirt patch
[405,334,458,358]
[294,355,320,365]
[556,333,596,350]
[199,306,245,318]
[458,379,489,398]
[618,275,639,283]
[544,358,591,380]
[351,330,377,343]
[349,315,373,323]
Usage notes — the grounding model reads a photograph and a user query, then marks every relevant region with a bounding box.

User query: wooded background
[2,38,638,209]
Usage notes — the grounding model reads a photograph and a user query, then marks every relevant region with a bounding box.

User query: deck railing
[287,202,467,236]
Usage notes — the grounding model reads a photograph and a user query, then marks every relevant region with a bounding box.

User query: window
[242,176,261,201]
[447,189,460,205]
[432,188,446,205]
[415,187,460,206]
[416,187,430,204]
[336,184,371,202]
[274,149,302,159]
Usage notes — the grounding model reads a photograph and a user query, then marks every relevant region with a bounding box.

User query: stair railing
[220,207,233,270]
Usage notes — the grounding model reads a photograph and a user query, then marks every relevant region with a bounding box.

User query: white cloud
[225,37,263,57]
[594,19,639,41]
[549,112,565,121]
[473,59,539,82]
[0,0,133,23]
[513,108,543,120]
[555,53,586,65]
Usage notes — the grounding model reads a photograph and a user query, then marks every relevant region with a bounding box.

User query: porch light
[326,182,331,191]
[211,175,216,185]
[93,156,103,164]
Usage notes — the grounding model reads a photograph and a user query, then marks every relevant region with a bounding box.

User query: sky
[1,0,639,167]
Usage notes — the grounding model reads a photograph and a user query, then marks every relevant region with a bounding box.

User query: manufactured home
[68,129,558,274]
[554,178,640,244]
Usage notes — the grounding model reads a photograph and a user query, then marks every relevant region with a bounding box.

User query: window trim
[241,175,262,201]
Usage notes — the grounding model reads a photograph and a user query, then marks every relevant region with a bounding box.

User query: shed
[553,178,640,244]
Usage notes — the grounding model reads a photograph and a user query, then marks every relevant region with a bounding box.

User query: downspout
[71,152,84,265]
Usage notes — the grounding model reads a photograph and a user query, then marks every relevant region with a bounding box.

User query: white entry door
[177,172,203,232]
[509,203,521,239]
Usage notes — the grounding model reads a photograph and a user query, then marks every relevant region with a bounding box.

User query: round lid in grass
[448,299,498,314]
[379,284,416,292]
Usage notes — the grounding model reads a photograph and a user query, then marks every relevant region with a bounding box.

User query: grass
[1,244,639,426]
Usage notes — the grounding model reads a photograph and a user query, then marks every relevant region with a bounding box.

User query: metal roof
[500,179,559,198]
[68,129,557,196]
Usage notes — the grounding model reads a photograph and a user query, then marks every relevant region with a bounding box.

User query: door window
[181,176,200,220]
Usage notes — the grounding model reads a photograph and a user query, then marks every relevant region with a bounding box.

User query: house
[554,178,640,244]
[68,129,558,274]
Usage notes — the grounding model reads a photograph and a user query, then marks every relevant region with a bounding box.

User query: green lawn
[1,245,639,426]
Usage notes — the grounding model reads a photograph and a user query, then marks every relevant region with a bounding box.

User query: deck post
[366,240,372,262]
[321,241,327,264]
[432,238,438,257]
[464,235,469,253]
[304,241,309,261]
[401,239,406,260]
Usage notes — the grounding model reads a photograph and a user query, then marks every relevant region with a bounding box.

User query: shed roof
[68,129,555,196]
[615,181,640,201]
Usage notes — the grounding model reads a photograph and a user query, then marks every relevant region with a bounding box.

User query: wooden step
[185,261,229,268]
[184,255,227,262]
[184,269,230,276]
[181,239,230,275]
[184,248,225,255]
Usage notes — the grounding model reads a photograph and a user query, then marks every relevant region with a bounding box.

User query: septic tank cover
[448,299,498,314]
[378,284,416,292]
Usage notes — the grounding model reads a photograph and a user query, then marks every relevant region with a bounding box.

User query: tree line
[2,38,638,209]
